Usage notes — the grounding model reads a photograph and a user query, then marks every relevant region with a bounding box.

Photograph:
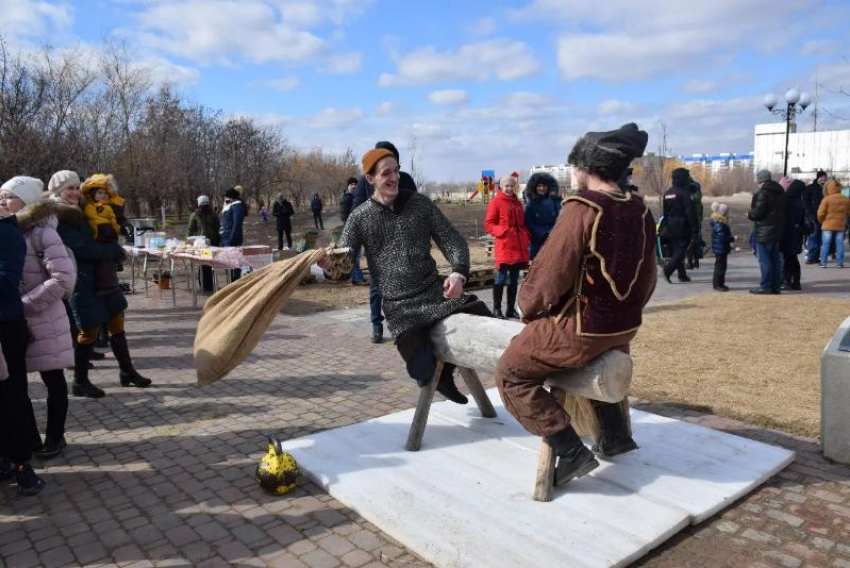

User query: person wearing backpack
[1,177,77,465]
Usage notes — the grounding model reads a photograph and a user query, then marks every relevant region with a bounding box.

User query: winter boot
[0,457,15,483]
[90,350,106,361]
[371,324,384,344]
[110,333,152,388]
[72,343,105,398]
[15,463,45,496]
[35,436,67,461]
[492,284,505,319]
[505,283,520,319]
[435,368,468,405]
[590,401,638,458]
[546,425,599,487]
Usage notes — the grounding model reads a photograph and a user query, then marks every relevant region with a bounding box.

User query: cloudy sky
[3,0,850,181]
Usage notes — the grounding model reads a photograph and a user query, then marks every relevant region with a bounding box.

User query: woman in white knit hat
[48,170,152,398]
[0,176,77,461]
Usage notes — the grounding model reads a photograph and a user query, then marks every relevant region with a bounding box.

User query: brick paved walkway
[2,262,849,567]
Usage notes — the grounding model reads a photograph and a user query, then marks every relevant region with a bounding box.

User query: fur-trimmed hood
[525,172,560,201]
[51,201,86,227]
[15,201,66,233]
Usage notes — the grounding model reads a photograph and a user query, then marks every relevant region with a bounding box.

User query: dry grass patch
[631,294,849,437]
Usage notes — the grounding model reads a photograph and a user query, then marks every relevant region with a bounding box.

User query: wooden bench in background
[407,313,634,502]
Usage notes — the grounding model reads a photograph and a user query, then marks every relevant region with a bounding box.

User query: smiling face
[501,178,518,196]
[366,156,400,203]
[59,183,81,205]
[0,191,24,215]
[94,188,109,202]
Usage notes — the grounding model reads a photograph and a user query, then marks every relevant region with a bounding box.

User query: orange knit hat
[362,148,396,175]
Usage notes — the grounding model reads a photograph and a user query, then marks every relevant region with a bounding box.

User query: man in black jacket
[340,177,357,223]
[802,170,827,264]
[748,170,786,294]
[660,167,699,283]
[351,141,418,343]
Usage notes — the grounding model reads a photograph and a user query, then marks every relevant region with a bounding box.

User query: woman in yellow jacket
[817,179,849,267]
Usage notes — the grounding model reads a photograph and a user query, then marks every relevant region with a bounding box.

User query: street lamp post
[763,88,813,176]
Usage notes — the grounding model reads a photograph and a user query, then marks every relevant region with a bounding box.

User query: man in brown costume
[495,122,657,487]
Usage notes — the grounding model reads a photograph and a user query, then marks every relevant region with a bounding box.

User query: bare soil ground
[631,294,847,438]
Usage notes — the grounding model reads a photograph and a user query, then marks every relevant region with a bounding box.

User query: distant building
[681,152,754,171]
[529,164,570,187]
[754,122,850,179]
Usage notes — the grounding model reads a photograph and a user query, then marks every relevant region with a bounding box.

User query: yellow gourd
[255,438,299,495]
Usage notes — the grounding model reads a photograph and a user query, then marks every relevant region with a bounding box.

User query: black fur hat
[567,123,648,182]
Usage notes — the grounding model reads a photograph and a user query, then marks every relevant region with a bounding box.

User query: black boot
[546,425,599,486]
[35,436,67,460]
[435,367,468,405]
[15,463,45,496]
[90,350,106,361]
[505,283,519,319]
[110,333,152,388]
[492,284,504,319]
[371,324,383,344]
[591,401,638,458]
[72,343,105,398]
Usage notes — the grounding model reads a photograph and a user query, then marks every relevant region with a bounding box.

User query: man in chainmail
[329,147,491,403]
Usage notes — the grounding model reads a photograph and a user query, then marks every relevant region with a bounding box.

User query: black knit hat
[224,187,240,199]
[346,176,358,185]
[567,123,648,182]
[374,140,400,161]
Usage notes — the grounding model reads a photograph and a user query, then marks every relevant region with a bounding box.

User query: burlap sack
[194,248,329,387]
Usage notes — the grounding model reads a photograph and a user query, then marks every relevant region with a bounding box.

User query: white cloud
[140,56,201,87]
[0,0,72,39]
[514,0,820,82]
[464,17,498,37]
[125,0,372,69]
[310,106,363,128]
[429,89,468,106]
[597,99,634,115]
[801,40,843,57]
[267,76,299,91]
[321,52,362,74]
[379,40,540,86]
[374,101,404,116]
[682,80,718,94]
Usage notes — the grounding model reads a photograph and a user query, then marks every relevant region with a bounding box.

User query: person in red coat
[484,175,530,318]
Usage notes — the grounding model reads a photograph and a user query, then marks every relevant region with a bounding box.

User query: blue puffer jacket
[220,200,245,246]
[0,215,26,322]
[523,172,561,259]
[710,217,734,256]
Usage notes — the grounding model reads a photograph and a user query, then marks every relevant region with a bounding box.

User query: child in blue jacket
[710,202,735,291]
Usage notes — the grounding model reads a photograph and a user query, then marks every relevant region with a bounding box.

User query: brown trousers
[494,316,632,437]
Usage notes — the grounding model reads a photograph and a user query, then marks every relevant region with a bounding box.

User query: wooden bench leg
[457,367,497,418]
[405,360,444,452]
[533,387,567,502]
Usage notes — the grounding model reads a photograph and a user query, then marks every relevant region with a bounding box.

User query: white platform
[282,389,795,568]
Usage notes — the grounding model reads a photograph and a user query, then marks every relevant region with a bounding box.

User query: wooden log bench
[409,313,633,502]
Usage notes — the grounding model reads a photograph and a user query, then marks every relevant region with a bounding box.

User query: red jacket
[484,190,530,268]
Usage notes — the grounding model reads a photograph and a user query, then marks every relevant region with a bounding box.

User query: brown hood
[52,201,86,227]
[15,201,65,233]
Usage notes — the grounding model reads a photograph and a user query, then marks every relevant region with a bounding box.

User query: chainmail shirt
[339,190,470,339]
